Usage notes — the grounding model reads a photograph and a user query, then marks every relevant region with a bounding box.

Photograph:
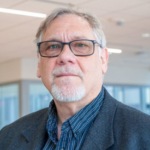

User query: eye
[45,42,62,51]
[49,44,59,49]
[75,43,85,47]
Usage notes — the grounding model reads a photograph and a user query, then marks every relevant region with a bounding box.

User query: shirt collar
[68,86,104,138]
[46,101,58,144]
[46,86,104,141]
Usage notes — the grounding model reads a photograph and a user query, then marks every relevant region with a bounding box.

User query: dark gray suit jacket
[0,89,150,150]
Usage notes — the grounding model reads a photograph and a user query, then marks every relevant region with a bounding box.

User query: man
[0,8,150,150]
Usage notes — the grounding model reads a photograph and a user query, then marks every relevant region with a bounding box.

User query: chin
[51,83,86,102]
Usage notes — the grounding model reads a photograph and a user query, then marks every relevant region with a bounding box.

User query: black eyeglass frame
[37,39,102,58]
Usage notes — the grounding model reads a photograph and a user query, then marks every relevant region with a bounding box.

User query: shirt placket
[56,121,71,150]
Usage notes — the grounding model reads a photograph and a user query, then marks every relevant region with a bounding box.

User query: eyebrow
[70,35,87,40]
[44,35,88,42]
[44,37,60,42]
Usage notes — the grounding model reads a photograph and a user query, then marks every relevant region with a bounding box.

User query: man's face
[37,14,108,102]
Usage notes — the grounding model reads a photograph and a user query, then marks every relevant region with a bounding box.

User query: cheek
[80,56,102,84]
[40,59,56,82]
[80,58,98,81]
[82,55,101,73]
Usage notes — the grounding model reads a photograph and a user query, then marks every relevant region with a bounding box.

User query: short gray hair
[36,8,106,55]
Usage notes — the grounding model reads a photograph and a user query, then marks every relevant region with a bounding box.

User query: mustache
[52,66,84,79]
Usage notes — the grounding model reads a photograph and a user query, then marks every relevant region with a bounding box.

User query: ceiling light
[136,51,147,57]
[0,8,47,18]
[142,33,150,38]
[107,48,122,54]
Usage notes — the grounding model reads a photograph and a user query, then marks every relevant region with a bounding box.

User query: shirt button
[76,131,79,135]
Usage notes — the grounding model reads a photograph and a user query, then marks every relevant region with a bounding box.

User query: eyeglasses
[37,39,101,57]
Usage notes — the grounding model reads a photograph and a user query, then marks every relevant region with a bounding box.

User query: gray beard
[51,82,85,102]
[50,66,85,102]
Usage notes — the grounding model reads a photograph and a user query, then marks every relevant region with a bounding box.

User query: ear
[101,48,108,74]
[37,54,41,78]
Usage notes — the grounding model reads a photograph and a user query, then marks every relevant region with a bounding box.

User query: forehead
[42,14,96,41]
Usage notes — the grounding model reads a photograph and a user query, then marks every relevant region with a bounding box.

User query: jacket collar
[20,88,117,150]
[81,88,118,150]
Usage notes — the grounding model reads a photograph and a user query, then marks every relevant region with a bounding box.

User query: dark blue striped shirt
[43,87,104,150]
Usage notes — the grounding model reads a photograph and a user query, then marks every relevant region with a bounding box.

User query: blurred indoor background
[0,0,150,129]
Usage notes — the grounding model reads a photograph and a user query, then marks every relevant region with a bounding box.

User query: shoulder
[104,87,150,123]
[105,90,150,139]
[114,100,150,131]
[112,99,150,148]
[113,96,150,124]
[0,108,48,149]
[103,88,150,132]
[103,89,150,146]
[0,108,48,136]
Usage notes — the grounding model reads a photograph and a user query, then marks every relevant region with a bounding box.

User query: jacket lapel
[20,109,48,150]
[14,89,117,150]
[81,89,118,150]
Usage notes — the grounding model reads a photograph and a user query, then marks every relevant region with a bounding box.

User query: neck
[54,100,86,126]
[54,84,102,139]
[54,85,102,126]
[55,100,86,140]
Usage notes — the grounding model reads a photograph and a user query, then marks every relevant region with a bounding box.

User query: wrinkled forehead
[47,14,92,32]
[52,13,92,27]
[42,14,95,41]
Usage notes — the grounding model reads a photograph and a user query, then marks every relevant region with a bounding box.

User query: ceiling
[0,0,150,69]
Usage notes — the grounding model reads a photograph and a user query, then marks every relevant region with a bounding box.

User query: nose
[56,44,76,65]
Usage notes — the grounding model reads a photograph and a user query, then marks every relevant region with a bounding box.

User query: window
[1,82,149,129]
[29,83,52,113]
[104,85,142,112]
[0,84,19,129]
[114,87,123,103]
[123,87,141,110]
[104,85,114,97]
[142,87,150,114]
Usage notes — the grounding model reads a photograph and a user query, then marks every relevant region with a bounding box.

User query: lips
[52,66,84,80]
[56,73,77,77]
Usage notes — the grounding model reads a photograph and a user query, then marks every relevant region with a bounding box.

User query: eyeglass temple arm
[94,41,102,48]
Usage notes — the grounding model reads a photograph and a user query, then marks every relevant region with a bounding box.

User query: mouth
[56,73,77,78]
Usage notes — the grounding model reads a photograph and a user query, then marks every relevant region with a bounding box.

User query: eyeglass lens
[39,40,94,57]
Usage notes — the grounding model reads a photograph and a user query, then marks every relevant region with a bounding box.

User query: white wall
[0,59,21,84]
[104,64,150,85]
[21,57,39,80]
[0,57,150,85]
